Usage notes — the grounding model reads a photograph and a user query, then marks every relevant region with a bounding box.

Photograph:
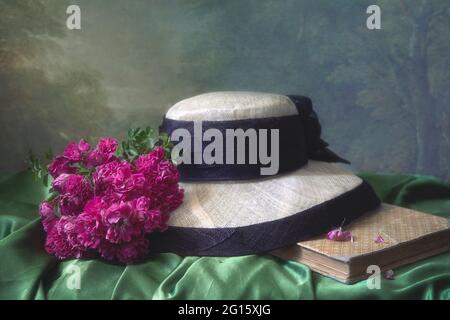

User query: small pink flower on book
[374,234,385,243]
[326,228,353,241]
[384,269,395,280]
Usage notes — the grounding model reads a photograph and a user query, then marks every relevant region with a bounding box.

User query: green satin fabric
[0,171,449,300]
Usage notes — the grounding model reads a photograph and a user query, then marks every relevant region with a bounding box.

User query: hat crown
[166,91,298,121]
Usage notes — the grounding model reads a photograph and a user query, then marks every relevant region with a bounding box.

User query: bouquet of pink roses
[30,128,184,264]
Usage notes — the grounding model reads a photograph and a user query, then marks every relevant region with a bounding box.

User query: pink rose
[86,138,118,167]
[134,196,151,213]
[52,174,92,196]
[99,237,149,264]
[113,172,146,196]
[59,194,85,216]
[47,156,76,178]
[45,216,86,259]
[65,175,91,196]
[39,201,56,232]
[75,198,106,249]
[134,147,165,176]
[132,197,165,232]
[94,160,145,198]
[142,208,166,233]
[52,173,70,194]
[155,160,179,184]
[157,188,184,215]
[53,174,93,215]
[92,160,121,192]
[83,196,108,215]
[63,139,91,161]
[97,138,118,155]
[103,201,142,243]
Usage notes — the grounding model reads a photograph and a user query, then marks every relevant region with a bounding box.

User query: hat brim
[149,161,381,256]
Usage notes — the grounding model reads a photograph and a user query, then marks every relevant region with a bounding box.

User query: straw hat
[150,92,381,256]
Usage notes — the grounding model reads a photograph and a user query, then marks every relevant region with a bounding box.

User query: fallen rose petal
[384,269,395,280]
[326,228,352,241]
[374,234,385,243]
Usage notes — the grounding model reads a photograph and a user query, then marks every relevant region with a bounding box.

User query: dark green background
[1,0,449,179]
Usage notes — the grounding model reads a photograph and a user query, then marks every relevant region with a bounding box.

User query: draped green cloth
[0,171,449,300]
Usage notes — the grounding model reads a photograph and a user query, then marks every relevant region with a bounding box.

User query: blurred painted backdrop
[1,0,449,179]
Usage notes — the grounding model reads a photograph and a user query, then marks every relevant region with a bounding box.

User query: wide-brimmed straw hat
[150,92,382,256]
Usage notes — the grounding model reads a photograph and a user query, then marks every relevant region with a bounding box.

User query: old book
[271,204,450,284]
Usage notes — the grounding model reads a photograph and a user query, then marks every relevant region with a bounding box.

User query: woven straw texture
[166,91,298,121]
[165,91,363,228]
[168,161,362,228]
